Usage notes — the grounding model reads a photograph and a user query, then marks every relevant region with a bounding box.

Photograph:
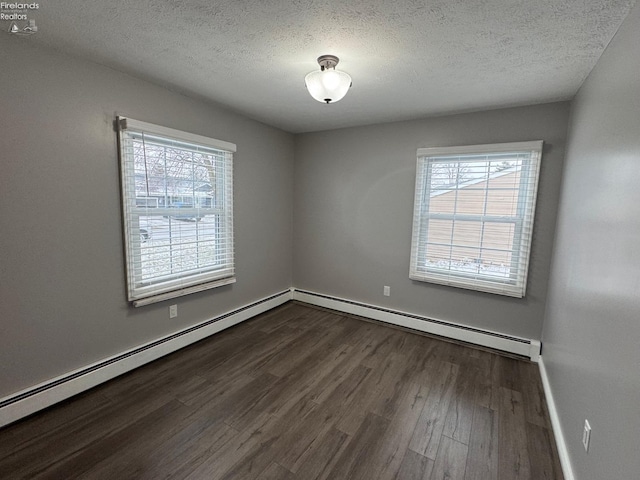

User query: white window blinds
[118,117,236,306]
[409,141,543,298]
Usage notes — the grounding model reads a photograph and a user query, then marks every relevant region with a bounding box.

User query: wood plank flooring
[0,302,564,479]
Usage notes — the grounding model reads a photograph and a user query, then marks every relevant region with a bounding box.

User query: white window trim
[410,141,543,298]
[118,116,236,307]
[120,117,237,153]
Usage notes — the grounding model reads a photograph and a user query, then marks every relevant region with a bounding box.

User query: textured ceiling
[22,0,635,132]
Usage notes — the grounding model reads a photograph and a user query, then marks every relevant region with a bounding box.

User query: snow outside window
[409,141,543,297]
[118,117,236,306]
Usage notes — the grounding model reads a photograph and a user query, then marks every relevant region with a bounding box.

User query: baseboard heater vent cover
[0,289,291,428]
[292,289,540,361]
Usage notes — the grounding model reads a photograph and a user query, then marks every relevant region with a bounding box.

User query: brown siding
[426,171,520,265]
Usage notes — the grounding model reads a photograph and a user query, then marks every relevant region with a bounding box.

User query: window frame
[117,116,236,307]
[409,141,543,298]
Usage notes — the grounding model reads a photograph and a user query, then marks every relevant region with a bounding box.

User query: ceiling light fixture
[305,55,352,104]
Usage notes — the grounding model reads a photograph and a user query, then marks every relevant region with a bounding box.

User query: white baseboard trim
[0,289,292,429]
[292,289,540,360]
[538,356,575,480]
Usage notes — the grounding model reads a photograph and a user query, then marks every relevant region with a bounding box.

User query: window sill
[132,276,236,307]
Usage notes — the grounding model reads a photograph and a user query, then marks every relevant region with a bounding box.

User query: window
[118,117,235,306]
[409,141,543,297]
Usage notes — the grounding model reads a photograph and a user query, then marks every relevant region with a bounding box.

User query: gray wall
[0,38,294,398]
[541,3,640,479]
[293,103,569,340]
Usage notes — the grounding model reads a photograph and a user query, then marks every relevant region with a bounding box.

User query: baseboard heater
[1,288,540,428]
[0,289,292,428]
[292,289,540,361]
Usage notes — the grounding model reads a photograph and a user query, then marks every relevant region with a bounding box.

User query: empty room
[1,1,638,479]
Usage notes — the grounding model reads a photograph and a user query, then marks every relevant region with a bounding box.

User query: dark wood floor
[0,302,563,480]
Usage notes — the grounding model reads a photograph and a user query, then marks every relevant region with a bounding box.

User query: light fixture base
[317,55,339,71]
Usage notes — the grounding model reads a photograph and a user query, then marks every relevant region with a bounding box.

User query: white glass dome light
[305,55,352,104]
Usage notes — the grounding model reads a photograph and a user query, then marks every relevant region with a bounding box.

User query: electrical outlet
[582,419,591,452]
[169,304,178,319]
[383,286,390,296]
